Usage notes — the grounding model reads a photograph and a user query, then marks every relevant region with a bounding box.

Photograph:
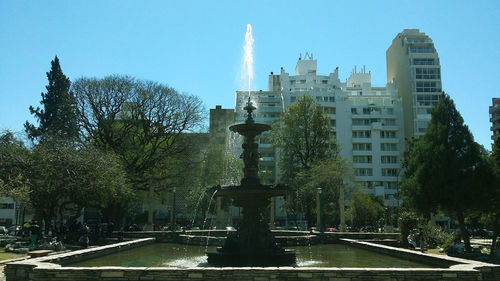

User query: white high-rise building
[235,55,404,207]
[387,29,442,140]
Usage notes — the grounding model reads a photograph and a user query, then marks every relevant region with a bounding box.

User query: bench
[28,250,53,258]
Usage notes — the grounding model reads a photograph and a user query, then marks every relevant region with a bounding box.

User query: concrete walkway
[0,265,5,281]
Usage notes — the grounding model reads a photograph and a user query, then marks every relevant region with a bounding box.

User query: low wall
[5,263,500,281]
[4,237,500,281]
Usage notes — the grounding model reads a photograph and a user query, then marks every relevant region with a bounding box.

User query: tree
[271,95,339,226]
[29,141,132,230]
[72,75,206,227]
[350,193,384,228]
[25,56,78,142]
[401,93,489,252]
[271,95,336,182]
[485,136,500,255]
[185,144,242,226]
[0,131,32,223]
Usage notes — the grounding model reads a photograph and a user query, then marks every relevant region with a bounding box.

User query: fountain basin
[5,238,500,281]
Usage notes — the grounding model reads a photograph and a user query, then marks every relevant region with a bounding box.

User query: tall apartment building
[233,55,404,207]
[490,98,500,140]
[387,29,442,140]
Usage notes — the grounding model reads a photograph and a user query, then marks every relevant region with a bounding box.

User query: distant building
[387,29,442,140]
[232,55,404,209]
[210,105,236,146]
[490,98,500,140]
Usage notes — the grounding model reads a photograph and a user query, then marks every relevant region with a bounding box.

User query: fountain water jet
[242,24,254,97]
[206,98,296,266]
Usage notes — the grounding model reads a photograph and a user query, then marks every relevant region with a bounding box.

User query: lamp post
[316,188,323,232]
[339,180,346,232]
[170,187,176,231]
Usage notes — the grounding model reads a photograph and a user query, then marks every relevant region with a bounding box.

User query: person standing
[29,220,41,250]
[418,229,425,252]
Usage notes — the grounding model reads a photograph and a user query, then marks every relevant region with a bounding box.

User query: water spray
[243,24,254,97]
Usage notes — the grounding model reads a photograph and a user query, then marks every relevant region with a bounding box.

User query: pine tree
[25,56,78,142]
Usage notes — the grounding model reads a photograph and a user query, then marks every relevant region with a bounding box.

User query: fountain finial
[243,97,256,124]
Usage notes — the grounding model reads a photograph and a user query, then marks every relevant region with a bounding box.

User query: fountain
[206,97,296,266]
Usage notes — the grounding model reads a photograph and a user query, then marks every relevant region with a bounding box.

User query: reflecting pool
[68,243,433,268]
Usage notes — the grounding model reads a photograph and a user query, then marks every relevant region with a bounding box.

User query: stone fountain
[206,98,296,266]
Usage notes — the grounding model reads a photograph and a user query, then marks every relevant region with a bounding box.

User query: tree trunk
[147,185,154,230]
[457,212,471,253]
[491,215,500,256]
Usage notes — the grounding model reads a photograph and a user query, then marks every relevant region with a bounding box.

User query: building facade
[232,55,405,207]
[386,29,442,140]
[490,98,500,140]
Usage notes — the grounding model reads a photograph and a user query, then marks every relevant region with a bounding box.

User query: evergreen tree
[25,56,78,142]
[401,93,489,252]
[485,137,500,255]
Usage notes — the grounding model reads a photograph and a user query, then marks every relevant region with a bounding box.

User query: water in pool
[68,243,433,268]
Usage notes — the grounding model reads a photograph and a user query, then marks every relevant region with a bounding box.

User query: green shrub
[422,223,448,248]
[398,210,420,246]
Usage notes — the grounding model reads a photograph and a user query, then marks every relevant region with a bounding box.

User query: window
[353,118,380,126]
[382,119,396,126]
[417,108,432,115]
[353,155,372,163]
[363,107,381,114]
[380,131,396,138]
[386,108,394,114]
[416,81,440,92]
[290,96,296,103]
[381,156,398,164]
[416,68,440,79]
[383,181,398,189]
[416,94,440,106]
[352,130,371,138]
[323,96,329,102]
[356,168,373,176]
[322,80,328,84]
[382,168,399,177]
[351,108,358,114]
[417,121,428,133]
[0,203,14,209]
[290,80,296,84]
[330,119,336,127]
[381,143,398,151]
[353,143,372,151]
[406,38,428,43]
[409,47,434,53]
[316,96,322,102]
[413,58,435,65]
[329,96,335,102]
[324,107,336,114]
[297,80,306,84]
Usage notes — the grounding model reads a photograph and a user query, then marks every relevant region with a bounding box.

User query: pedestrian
[29,220,41,250]
[418,229,425,252]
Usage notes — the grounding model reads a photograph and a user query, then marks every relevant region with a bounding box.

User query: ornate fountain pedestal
[206,98,296,267]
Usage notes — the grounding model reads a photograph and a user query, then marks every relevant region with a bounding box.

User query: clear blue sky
[1,0,499,148]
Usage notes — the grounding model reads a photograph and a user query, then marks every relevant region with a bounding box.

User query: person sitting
[407,233,417,249]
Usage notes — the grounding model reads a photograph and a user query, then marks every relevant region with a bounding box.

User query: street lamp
[316,188,323,232]
[339,180,346,232]
[170,187,176,231]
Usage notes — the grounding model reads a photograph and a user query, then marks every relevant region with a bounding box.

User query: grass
[0,247,27,261]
